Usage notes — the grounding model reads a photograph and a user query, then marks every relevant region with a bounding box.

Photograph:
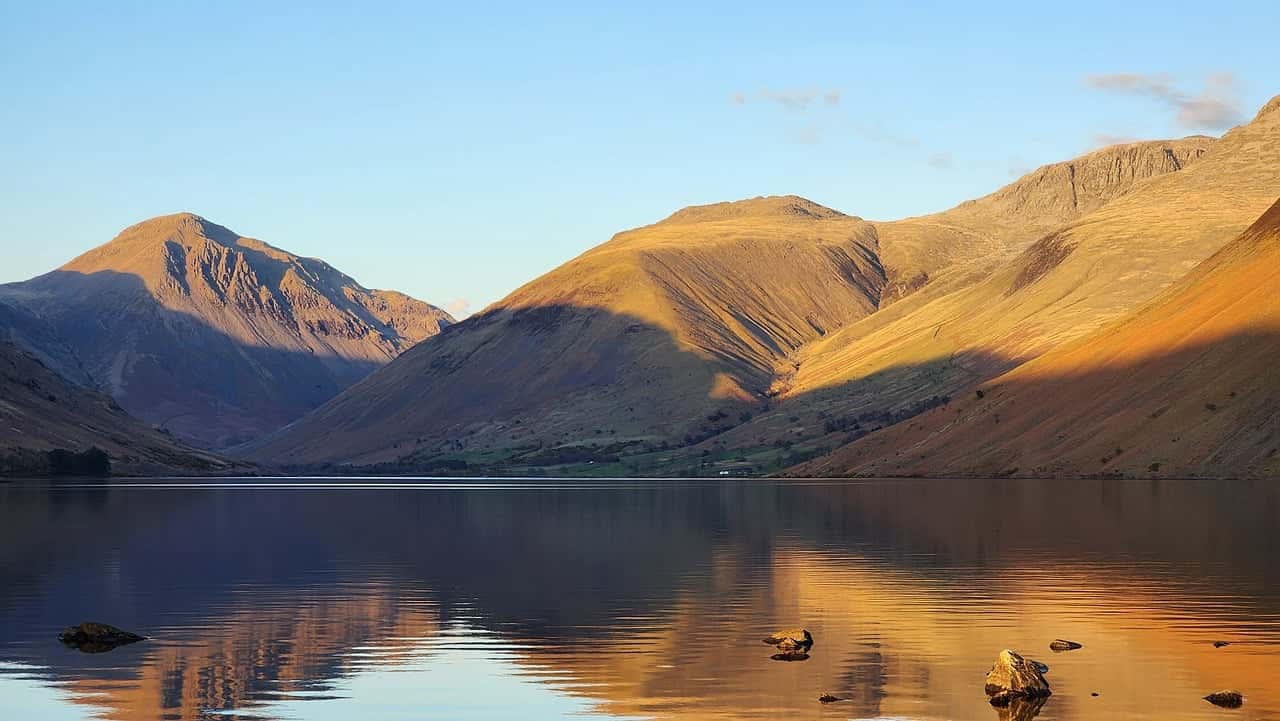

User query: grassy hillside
[796,196,1280,479]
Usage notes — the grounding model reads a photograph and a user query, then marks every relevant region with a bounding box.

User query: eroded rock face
[762,628,813,651]
[1204,690,1244,708]
[58,622,144,654]
[984,649,1052,703]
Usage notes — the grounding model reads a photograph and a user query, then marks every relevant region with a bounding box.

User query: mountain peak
[659,195,848,225]
[105,212,240,253]
[14,214,454,448]
[1256,94,1280,121]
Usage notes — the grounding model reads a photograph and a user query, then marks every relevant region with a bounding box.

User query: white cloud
[1084,72,1243,130]
[444,297,471,318]
[927,152,953,169]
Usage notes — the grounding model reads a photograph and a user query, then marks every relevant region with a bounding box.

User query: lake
[0,478,1276,720]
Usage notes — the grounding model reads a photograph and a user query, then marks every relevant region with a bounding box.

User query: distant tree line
[0,447,111,477]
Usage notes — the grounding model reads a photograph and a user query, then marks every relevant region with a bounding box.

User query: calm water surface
[0,478,1277,721]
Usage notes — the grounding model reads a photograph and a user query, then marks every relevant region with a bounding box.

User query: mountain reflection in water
[0,478,1277,721]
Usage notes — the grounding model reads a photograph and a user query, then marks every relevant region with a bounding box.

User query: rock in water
[984,649,1052,703]
[1030,659,1050,674]
[1049,639,1082,652]
[818,693,842,703]
[1203,690,1244,708]
[762,628,813,652]
[770,651,810,662]
[58,622,144,653]
[1213,640,1231,648]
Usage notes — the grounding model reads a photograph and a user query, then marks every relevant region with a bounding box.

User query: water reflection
[0,479,1276,720]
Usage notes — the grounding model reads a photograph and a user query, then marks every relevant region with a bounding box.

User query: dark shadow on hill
[1,269,388,450]
[790,329,1280,480]
[0,340,239,476]
[239,302,773,470]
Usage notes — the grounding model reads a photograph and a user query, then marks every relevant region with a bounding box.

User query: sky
[2,1,1277,316]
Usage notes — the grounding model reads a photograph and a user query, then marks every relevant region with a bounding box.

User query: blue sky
[2,2,1277,314]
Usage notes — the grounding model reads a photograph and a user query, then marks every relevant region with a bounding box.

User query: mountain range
[3,95,1278,477]
[244,97,1276,476]
[0,214,451,468]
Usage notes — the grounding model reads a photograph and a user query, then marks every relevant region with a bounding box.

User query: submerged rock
[1203,690,1244,708]
[984,649,1052,703]
[1049,639,1082,652]
[770,651,810,662]
[762,628,813,652]
[818,693,842,703]
[58,622,144,653]
[1213,641,1231,648]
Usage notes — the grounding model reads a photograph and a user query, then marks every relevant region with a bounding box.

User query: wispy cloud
[1083,72,1243,130]
[733,87,842,111]
[444,297,471,318]
[851,121,919,150]
[927,152,953,170]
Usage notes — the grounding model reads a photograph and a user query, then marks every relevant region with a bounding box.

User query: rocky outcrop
[762,628,813,652]
[984,649,1051,703]
[764,628,813,661]
[1203,690,1244,708]
[951,136,1214,230]
[58,622,144,653]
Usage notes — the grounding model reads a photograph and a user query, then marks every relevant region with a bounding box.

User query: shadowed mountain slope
[0,340,236,475]
[245,197,890,465]
[798,196,1280,479]
[0,296,93,387]
[1,213,452,448]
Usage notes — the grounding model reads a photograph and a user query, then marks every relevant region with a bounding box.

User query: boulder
[762,628,813,652]
[1049,639,1082,652]
[58,622,144,653]
[1203,690,1244,708]
[984,649,1051,703]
